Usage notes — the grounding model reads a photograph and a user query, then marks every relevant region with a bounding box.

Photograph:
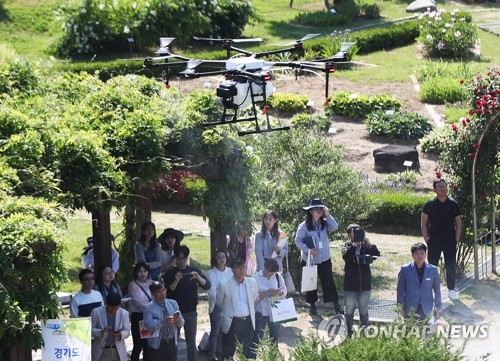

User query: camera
[353,228,365,243]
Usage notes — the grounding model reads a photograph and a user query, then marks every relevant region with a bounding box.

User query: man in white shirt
[70,268,103,318]
[216,258,259,360]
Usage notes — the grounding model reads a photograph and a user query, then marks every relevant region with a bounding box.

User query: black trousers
[221,317,256,360]
[427,239,456,290]
[146,338,177,361]
[301,258,340,305]
[130,312,148,361]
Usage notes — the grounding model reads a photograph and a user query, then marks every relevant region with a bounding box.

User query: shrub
[419,77,467,104]
[333,0,360,21]
[365,111,432,140]
[358,0,382,19]
[325,92,401,119]
[268,93,308,112]
[351,20,420,54]
[415,60,473,83]
[367,170,420,193]
[152,170,202,203]
[0,59,41,96]
[291,113,332,130]
[294,10,351,27]
[417,9,478,59]
[364,191,429,232]
[54,0,257,56]
[419,124,455,154]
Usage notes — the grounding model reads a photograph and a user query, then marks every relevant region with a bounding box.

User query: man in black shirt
[164,245,211,361]
[421,178,461,300]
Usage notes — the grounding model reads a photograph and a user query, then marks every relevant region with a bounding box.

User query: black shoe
[334,303,344,314]
[309,304,318,315]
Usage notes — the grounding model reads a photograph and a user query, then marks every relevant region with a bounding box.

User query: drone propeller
[276,33,321,46]
[193,36,263,43]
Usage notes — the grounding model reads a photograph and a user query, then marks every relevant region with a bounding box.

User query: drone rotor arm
[312,51,348,63]
[144,60,189,69]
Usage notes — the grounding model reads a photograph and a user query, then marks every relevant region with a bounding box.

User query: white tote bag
[269,297,298,325]
[282,254,296,293]
[301,250,317,293]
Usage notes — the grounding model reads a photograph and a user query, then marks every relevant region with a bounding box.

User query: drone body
[137,36,350,135]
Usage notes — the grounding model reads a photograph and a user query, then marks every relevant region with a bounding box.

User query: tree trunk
[4,343,31,361]
[91,210,112,274]
[210,221,227,268]
[135,187,152,240]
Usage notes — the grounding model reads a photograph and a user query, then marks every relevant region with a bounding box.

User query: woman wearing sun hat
[295,198,343,315]
[157,228,185,274]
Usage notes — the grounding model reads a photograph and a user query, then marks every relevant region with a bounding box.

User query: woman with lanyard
[134,221,161,280]
[295,198,343,315]
[254,210,288,273]
[128,262,153,361]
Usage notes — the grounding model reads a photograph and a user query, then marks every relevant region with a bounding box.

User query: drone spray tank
[216,57,274,109]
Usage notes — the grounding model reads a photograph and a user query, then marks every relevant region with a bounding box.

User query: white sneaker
[448,289,459,300]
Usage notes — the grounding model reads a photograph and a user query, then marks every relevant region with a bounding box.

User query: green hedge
[305,20,419,55]
[352,20,420,54]
[364,192,429,233]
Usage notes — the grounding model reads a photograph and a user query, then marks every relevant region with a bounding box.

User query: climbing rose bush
[434,69,499,274]
[418,9,478,59]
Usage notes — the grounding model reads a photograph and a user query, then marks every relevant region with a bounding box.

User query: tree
[0,194,66,361]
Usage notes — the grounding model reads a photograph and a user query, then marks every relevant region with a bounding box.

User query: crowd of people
[69,178,460,361]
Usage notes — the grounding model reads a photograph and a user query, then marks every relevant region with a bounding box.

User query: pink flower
[438,41,444,50]
[454,30,461,37]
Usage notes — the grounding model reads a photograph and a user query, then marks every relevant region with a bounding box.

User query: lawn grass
[0,0,64,59]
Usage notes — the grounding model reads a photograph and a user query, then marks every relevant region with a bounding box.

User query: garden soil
[173,73,442,193]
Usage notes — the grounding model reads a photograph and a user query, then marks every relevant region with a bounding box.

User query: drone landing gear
[237,105,290,136]
[202,77,290,136]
